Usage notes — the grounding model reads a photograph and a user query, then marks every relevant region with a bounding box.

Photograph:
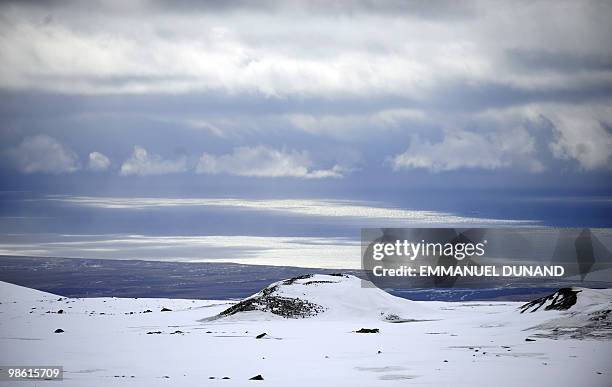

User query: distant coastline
[2,255,607,302]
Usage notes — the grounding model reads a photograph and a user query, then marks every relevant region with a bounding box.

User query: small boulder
[161,307,172,312]
[54,328,64,333]
[255,333,267,339]
[356,328,379,333]
[249,375,264,380]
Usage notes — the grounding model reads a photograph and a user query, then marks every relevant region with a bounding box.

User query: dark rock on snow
[356,328,379,333]
[520,288,580,313]
[219,275,325,319]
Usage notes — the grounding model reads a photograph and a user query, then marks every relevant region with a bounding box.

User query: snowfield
[1,275,611,386]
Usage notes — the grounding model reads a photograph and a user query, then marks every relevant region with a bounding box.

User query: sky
[0,1,611,267]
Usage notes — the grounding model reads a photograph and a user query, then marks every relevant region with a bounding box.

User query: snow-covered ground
[1,275,611,386]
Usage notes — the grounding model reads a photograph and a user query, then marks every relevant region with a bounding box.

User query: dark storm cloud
[151,0,476,19]
[507,49,612,73]
[422,80,612,113]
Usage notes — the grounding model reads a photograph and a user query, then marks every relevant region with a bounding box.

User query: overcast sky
[1,0,611,198]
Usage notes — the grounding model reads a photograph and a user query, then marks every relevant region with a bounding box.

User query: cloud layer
[196,146,344,178]
[0,0,610,186]
[1,1,610,97]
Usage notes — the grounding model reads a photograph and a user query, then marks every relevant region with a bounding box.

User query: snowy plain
[0,275,611,386]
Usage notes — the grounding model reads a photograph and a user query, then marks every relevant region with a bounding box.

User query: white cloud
[196,145,345,178]
[120,146,187,176]
[0,2,609,96]
[477,103,612,171]
[6,135,79,174]
[547,112,612,171]
[88,151,111,171]
[391,128,544,173]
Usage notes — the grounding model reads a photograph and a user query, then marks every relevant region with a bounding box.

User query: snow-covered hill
[520,287,612,339]
[213,274,435,321]
[520,287,612,313]
[1,280,611,386]
[0,279,57,302]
